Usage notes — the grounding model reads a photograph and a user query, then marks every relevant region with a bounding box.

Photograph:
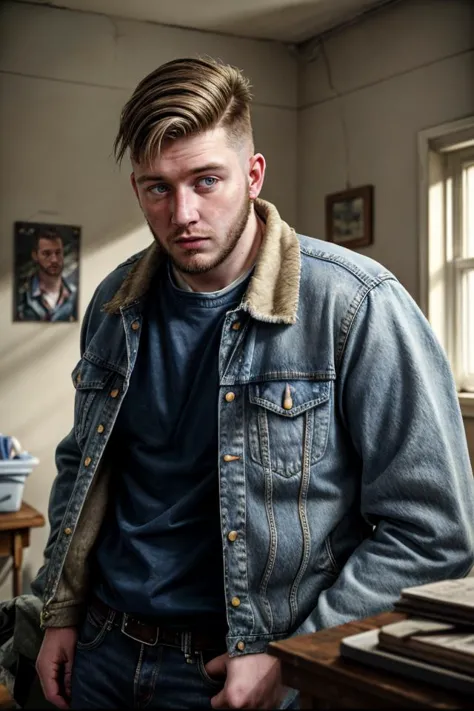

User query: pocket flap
[72,358,114,391]
[248,380,331,418]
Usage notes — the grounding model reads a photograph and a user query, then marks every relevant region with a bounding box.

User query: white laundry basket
[0,457,39,512]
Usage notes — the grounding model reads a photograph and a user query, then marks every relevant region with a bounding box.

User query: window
[419,118,474,414]
[446,148,474,392]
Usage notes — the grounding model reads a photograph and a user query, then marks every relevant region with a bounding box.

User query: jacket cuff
[40,602,84,629]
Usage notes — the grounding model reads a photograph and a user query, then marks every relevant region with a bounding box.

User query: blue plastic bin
[0,457,39,512]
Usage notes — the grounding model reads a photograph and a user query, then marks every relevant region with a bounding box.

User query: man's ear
[248,153,266,200]
[131,172,139,200]
[31,250,38,263]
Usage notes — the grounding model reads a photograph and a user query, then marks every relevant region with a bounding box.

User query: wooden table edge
[0,502,45,531]
[268,612,472,709]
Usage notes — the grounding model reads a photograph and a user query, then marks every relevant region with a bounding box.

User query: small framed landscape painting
[325,185,374,249]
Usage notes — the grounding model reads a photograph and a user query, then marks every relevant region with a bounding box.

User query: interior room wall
[0,0,297,598]
[297,0,473,298]
[296,0,474,454]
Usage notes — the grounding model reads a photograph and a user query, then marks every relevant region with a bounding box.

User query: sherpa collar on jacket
[103,198,301,324]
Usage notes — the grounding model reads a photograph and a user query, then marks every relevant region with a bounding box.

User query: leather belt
[89,596,228,651]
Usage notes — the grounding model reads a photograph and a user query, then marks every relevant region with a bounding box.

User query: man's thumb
[204,652,227,678]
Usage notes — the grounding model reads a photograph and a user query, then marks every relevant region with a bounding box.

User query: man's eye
[149,184,169,194]
[197,177,217,188]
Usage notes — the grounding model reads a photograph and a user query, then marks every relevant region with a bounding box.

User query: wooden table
[0,502,45,597]
[268,612,472,709]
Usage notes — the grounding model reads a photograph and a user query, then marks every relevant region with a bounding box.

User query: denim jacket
[31,199,474,656]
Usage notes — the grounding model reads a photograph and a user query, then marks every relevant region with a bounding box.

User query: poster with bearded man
[14,221,80,322]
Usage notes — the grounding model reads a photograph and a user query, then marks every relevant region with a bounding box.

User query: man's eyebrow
[136,163,227,185]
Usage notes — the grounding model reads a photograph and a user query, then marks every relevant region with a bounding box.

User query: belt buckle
[121,613,159,646]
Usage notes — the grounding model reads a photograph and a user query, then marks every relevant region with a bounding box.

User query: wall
[0,0,297,597]
[297,0,474,453]
[297,0,473,301]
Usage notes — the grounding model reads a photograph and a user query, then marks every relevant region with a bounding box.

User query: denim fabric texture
[93,265,250,622]
[31,199,474,659]
[70,602,299,709]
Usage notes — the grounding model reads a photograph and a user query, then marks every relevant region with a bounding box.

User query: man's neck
[176,209,263,293]
[38,272,62,293]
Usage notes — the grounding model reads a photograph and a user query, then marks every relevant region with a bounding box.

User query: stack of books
[340,577,474,695]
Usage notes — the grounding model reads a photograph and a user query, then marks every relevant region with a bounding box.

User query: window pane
[464,163,474,258]
[462,269,474,390]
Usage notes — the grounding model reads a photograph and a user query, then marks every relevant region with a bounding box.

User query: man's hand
[206,652,285,709]
[36,626,78,709]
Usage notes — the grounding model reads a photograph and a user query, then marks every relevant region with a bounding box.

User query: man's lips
[175,237,210,249]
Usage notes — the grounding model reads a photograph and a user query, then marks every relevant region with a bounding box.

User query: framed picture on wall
[325,185,374,249]
[13,221,80,322]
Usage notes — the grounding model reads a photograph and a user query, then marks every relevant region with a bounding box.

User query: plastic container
[0,457,39,512]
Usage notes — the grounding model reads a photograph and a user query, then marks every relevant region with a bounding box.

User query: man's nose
[170,189,199,227]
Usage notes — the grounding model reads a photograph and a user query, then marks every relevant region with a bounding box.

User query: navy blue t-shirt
[93,262,250,625]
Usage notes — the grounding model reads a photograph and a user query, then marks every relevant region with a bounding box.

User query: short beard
[38,264,63,277]
[148,196,252,275]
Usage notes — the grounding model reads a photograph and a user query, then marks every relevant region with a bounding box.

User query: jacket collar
[103,198,301,324]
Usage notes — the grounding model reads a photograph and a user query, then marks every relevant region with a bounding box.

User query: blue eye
[150,184,169,194]
[197,177,217,188]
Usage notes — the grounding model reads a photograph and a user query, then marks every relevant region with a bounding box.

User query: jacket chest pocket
[247,380,332,478]
[72,358,115,447]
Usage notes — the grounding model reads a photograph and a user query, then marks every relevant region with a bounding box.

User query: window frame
[418,117,474,417]
[447,149,474,392]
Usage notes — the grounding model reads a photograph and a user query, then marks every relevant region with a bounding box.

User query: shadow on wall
[0,327,75,387]
[174,0,371,43]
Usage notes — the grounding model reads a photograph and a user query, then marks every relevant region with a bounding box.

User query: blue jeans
[71,604,299,709]
[71,604,228,709]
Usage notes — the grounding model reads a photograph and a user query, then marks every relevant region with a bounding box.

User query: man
[17,229,77,322]
[32,57,474,709]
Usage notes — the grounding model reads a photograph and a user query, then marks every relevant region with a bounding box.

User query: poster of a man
[14,221,80,322]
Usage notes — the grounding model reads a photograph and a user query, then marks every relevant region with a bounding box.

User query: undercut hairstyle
[114,57,254,165]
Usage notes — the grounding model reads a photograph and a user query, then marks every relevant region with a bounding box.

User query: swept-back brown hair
[34,229,63,251]
[114,57,254,165]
